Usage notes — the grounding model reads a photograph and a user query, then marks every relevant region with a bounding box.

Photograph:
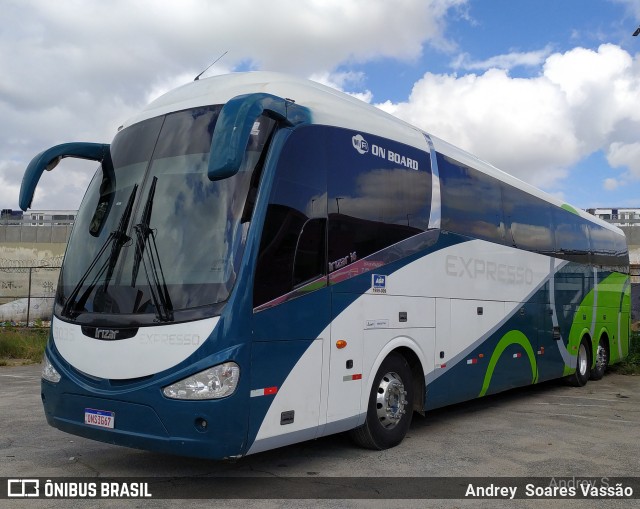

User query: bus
[21,71,630,459]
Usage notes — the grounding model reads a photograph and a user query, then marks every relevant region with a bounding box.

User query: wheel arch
[567,332,593,387]
[363,336,427,415]
[573,329,591,358]
[592,328,610,368]
[394,346,426,415]
[580,331,593,361]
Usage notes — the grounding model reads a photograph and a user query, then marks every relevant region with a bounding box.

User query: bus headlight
[42,353,61,383]
[162,362,240,400]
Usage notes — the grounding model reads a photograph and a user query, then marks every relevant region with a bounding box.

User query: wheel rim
[375,371,407,429]
[595,344,607,371]
[577,343,588,376]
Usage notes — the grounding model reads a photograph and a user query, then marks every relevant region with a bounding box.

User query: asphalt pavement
[1,363,639,508]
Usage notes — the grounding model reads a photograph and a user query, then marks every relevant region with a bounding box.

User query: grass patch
[610,331,640,375]
[0,327,48,364]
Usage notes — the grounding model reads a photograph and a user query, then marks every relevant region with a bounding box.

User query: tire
[349,352,414,450]
[590,338,608,381]
[567,338,591,387]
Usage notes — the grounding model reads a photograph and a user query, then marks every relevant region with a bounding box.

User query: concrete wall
[620,226,640,265]
[0,243,65,323]
[0,243,65,269]
[0,224,72,244]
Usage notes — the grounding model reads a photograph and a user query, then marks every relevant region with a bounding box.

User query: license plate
[84,408,115,429]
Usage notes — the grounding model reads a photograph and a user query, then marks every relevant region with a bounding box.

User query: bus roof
[123,71,427,150]
[122,71,622,237]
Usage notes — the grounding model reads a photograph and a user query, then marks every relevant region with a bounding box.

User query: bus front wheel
[349,352,414,450]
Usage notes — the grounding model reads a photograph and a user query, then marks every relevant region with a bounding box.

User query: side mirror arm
[208,93,310,181]
[20,142,110,211]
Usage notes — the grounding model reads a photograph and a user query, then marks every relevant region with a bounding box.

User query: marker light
[163,362,240,400]
[42,353,61,383]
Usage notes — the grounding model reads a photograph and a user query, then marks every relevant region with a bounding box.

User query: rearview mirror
[20,142,111,211]
[208,93,310,181]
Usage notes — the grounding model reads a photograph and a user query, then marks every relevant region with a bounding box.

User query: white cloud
[1,0,465,210]
[0,162,22,208]
[376,44,640,194]
[3,1,639,213]
[308,71,374,103]
[451,46,553,71]
[603,177,621,191]
[607,141,640,178]
[376,68,579,189]
[543,44,640,147]
[611,0,640,20]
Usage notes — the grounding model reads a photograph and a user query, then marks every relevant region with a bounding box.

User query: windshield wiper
[61,185,138,318]
[131,176,174,322]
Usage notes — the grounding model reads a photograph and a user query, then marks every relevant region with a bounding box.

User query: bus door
[247,125,329,452]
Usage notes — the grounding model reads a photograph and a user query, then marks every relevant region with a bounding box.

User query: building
[1,209,76,226]
[586,207,640,227]
[0,209,77,245]
[23,209,77,226]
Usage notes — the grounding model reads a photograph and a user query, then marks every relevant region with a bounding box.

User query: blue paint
[20,142,110,210]
[208,93,310,181]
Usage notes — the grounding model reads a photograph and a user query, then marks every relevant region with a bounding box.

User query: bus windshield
[57,105,273,325]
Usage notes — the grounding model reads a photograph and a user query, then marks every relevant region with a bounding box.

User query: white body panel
[52,316,218,379]
[385,239,551,302]
[247,339,325,455]
[248,238,564,446]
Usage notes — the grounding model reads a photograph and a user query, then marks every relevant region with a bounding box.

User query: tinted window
[327,129,431,272]
[502,186,555,254]
[552,208,590,264]
[438,154,505,243]
[253,126,327,307]
[589,224,628,271]
[59,106,275,324]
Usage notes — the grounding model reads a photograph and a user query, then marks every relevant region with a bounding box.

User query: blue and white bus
[21,72,630,458]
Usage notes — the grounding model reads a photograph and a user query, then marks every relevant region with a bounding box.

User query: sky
[1,0,640,212]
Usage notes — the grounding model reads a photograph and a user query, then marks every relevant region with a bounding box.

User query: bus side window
[552,208,591,265]
[438,154,506,244]
[589,223,627,271]
[292,218,327,287]
[327,129,431,271]
[253,127,327,308]
[502,185,555,255]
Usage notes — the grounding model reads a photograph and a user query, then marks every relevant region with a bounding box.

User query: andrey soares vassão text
[465,480,634,499]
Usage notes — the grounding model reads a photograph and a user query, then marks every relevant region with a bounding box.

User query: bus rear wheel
[349,352,414,450]
[568,338,591,387]
[590,338,608,381]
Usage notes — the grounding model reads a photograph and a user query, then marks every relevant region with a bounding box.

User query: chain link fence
[0,265,61,325]
[0,219,69,326]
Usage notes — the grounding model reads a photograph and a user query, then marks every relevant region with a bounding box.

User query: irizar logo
[352,134,369,154]
[95,329,119,340]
